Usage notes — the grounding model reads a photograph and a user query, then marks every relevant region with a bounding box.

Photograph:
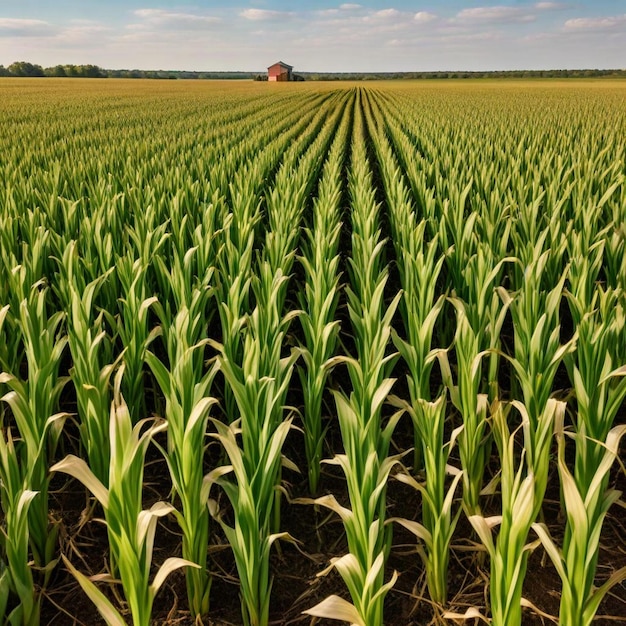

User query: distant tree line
[299,69,626,80]
[0,61,257,79]
[0,61,107,77]
[1,61,625,81]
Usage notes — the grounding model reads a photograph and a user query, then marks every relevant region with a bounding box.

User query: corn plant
[391,226,445,472]
[207,267,300,626]
[565,232,606,326]
[361,91,447,475]
[456,246,511,400]
[0,289,68,571]
[51,380,198,626]
[437,306,489,516]
[392,226,444,402]
[499,249,574,516]
[304,392,402,626]
[433,243,508,501]
[604,225,626,290]
[532,409,626,626]
[0,290,66,625]
[564,288,626,499]
[146,334,217,619]
[438,181,478,295]
[126,205,170,281]
[146,250,219,618]
[107,255,160,424]
[297,116,346,493]
[389,394,463,606]
[464,398,565,626]
[56,241,117,486]
[0,305,22,380]
[215,226,256,424]
[76,207,120,309]
[297,243,341,492]
[2,228,51,313]
[207,414,294,626]
[0,431,42,625]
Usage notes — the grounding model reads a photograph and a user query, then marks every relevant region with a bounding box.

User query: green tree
[8,61,44,77]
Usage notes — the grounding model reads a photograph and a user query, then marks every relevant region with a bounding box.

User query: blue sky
[0,1,624,71]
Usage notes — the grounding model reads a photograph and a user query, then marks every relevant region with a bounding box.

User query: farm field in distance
[1,77,625,626]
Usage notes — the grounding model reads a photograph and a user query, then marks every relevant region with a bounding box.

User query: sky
[0,1,625,72]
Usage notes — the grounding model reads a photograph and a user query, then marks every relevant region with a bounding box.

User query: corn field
[0,78,625,626]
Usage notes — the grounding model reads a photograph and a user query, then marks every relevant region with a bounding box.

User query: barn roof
[268,61,293,70]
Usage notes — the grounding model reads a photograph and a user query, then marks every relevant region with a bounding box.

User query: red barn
[268,61,293,82]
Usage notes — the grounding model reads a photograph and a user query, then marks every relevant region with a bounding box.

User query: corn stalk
[462,399,564,626]
[390,394,463,606]
[51,379,197,626]
[146,248,219,619]
[532,411,626,626]
[0,288,68,571]
[207,267,300,626]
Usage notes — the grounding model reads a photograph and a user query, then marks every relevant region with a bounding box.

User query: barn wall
[268,64,292,81]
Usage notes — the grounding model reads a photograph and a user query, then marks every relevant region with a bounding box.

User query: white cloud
[133,9,220,27]
[361,8,402,24]
[0,17,48,28]
[456,6,536,23]
[57,22,112,43]
[318,4,362,15]
[0,17,52,36]
[240,9,295,21]
[564,14,626,31]
[535,2,567,9]
[414,12,437,24]
[372,9,400,19]
[439,30,504,44]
